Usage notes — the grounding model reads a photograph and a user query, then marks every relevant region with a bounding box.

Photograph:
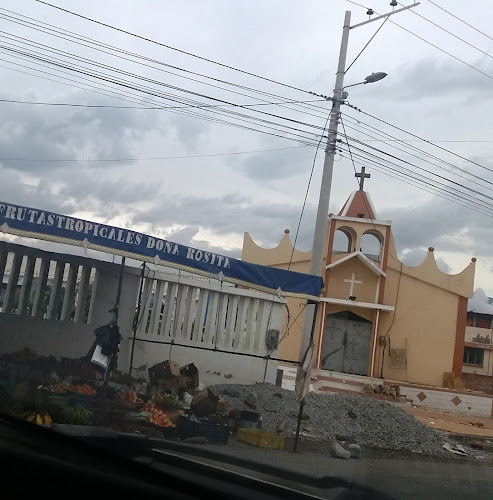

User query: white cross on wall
[344,273,362,297]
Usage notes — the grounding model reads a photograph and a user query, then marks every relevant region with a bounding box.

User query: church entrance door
[321,311,372,375]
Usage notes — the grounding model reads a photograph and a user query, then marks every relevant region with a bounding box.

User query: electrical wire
[0,54,326,148]
[0,145,309,163]
[0,38,331,148]
[0,19,331,121]
[0,8,333,119]
[287,113,331,271]
[0,40,328,138]
[338,151,493,218]
[339,141,493,212]
[34,1,328,99]
[401,2,493,63]
[377,11,493,83]
[351,108,493,175]
[427,0,493,44]
[0,96,326,110]
[340,117,493,190]
[0,8,340,149]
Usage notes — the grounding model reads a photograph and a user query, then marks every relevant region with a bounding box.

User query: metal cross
[355,166,371,191]
[344,273,362,297]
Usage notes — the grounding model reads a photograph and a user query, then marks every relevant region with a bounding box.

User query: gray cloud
[133,192,317,250]
[0,97,159,174]
[238,146,312,180]
[383,198,492,258]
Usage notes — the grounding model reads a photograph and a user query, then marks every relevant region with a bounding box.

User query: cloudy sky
[0,0,492,295]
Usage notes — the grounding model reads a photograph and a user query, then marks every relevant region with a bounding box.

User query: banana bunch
[25,411,53,427]
[61,405,93,426]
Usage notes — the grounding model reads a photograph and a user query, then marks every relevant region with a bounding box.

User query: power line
[288,113,331,271]
[0,51,326,147]
[34,0,328,99]
[0,8,337,147]
[427,0,493,44]
[402,2,493,63]
[0,40,328,137]
[341,139,493,206]
[0,145,310,163]
[0,96,326,110]
[0,31,334,147]
[340,151,493,218]
[338,150,493,218]
[338,143,493,214]
[340,117,493,189]
[341,139,493,144]
[0,9,332,119]
[350,107,493,176]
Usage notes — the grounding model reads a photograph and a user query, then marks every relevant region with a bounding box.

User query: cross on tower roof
[355,166,371,191]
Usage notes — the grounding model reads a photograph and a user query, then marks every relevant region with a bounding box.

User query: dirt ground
[402,404,493,438]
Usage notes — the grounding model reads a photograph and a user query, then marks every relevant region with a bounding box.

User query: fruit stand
[0,350,233,445]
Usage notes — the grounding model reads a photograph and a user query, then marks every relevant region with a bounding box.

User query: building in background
[242,183,476,388]
[463,289,493,393]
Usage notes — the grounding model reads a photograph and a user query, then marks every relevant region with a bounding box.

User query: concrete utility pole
[295,3,419,398]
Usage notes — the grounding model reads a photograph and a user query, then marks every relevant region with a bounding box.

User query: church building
[242,173,476,388]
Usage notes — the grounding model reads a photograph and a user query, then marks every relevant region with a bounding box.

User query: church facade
[242,187,476,388]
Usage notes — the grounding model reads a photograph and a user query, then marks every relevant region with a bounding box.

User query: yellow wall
[326,259,380,304]
[376,266,460,386]
[242,217,475,386]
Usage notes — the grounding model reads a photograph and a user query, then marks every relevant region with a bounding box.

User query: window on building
[333,228,354,253]
[361,231,382,262]
[463,346,484,366]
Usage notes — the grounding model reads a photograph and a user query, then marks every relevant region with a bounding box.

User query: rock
[301,413,311,421]
[469,441,484,451]
[244,391,258,409]
[209,383,450,456]
[223,387,240,398]
[349,443,361,459]
[347,410,357,420]
[329,440,351,459]
[277,419,288,434]
[273,392,283,399]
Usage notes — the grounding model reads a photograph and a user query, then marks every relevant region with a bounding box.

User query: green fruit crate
[236,428,285,450]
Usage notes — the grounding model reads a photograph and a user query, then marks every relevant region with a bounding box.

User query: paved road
[198,443,493,499]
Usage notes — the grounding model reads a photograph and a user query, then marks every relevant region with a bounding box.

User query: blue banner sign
[0,201,323,300]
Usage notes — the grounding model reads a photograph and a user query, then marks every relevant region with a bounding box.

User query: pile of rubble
[363,383,401,399]
[211,383,448,456]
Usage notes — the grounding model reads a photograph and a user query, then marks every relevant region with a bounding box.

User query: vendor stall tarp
[0,201,323,300]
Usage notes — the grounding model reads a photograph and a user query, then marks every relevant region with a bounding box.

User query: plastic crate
[236,428,285,450]
[177,415,229,445]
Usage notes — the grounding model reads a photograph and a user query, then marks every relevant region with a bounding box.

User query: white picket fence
[132,269,285,356]
[0,240,98,324]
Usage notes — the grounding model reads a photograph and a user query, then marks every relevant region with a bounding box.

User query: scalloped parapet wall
[387,237,475,299]
[241,231,311,266]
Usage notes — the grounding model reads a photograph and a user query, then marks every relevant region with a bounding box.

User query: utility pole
[295,3,419,397]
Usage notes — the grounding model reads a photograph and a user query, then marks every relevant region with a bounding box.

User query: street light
[343,72,388,90]
[296,4,419,398]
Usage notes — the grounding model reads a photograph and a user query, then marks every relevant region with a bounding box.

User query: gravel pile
[211,383,449,455]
